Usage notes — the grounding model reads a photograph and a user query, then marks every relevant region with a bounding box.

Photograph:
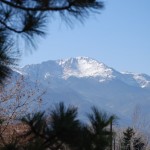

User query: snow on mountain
[22,57,150,88]
[23,56,115,79]
[58,57,115,79]
[12,57,150,124]
[121,72,150,88]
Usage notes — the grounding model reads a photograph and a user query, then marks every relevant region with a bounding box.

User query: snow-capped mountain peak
[57,57,115,79]
[22,57,150,88]
[9,57,150,124]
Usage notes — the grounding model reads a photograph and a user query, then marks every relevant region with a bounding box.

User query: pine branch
[0,20,23,33]
[0,0,74,11]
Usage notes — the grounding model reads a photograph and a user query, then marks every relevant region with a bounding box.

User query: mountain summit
[23,57,115,79]
[23,57,150,88]
[11,57,150,124]
[57,57,115,79]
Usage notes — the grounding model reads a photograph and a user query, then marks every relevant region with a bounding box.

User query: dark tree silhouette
[0,0,104,84]
[49,102,81,149]
[21,102,81,150]
[80,106,117,150]
[121,127,146,150]
[133,137,145,150]
[21,103,117,150]
[0,32,18,84]
[121,127,135,150]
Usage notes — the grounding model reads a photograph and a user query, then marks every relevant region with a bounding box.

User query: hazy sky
[21,0,150,75]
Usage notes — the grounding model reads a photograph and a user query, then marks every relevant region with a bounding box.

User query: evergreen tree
[21,102,81,150]
[21,103,117,150]
[121,127,146,150]
[80,106,117,150]
[121,127,135,150]
[49,102,81,149]
[0,32,18,84]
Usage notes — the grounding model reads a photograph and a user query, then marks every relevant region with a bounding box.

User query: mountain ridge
[9,56,150,124]
[22,57,150,89]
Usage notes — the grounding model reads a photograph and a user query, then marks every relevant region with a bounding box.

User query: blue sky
[21,0,150,75]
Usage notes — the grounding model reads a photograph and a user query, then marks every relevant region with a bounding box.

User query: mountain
[10,57,150,124]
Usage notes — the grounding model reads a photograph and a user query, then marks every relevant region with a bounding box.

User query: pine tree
[21,102,81,150]
[80,106,117,150]
[121,127,135,150]
[0,32,18,84]
[21,103,117,150]
[121,127,146,150]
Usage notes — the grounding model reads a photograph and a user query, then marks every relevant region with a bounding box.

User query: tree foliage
[121,127,135,150]
[80,106,116,150]
[0,31,18,84]
[20,102,114,150]
[1,102,149,150]
[121,127,146,150]
[21,103,81,149]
